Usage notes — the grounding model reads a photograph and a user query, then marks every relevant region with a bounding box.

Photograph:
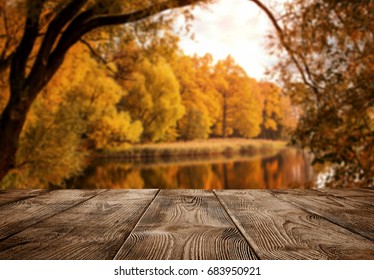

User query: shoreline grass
[96,138,288,162]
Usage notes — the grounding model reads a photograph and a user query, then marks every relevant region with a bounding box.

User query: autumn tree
[263,0,374,186]
[257,81,299,140]
[278,95,299,139]
[0,43,142,188]
[172,54,207,140]
[258,81,282,139]
[0,0,212,182]
[119,57,184,142]
[58,45,142,150]
[213,55,263,138]
[172,53,220,140]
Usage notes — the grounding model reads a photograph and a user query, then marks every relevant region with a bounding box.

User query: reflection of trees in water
[67,164,145,189]
[260,149,313,188]
[141,167,179,189]
[176,165,217,189]
[262,154,283,188]
[68,149,314,189]
[228,160,264,189]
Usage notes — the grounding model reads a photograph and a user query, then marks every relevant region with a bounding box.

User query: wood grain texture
[0,189,373,260]
[271,189,374,241]
[215,190,374,260]
[0,190,157,260]
[318,188,374,206]
[0,190,103,242]
[114,189,258,260]
[0,189,49,207]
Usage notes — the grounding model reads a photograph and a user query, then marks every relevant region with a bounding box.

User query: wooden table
[0,188,373,260]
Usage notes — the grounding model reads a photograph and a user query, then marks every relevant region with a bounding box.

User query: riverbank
[96,138,287,162]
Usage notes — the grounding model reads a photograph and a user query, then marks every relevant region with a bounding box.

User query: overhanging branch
[249,0,320,98]
[44,0,202,88]
[10,0,46,85]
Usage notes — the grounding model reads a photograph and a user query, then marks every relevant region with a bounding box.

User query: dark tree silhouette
[0,0,206,181]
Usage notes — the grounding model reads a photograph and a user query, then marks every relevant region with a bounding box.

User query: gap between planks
[0,189,51,208]
[0,189,373,260]
[269,189,374,242]
[316,188,374,207]
[214,189,374,259]
[0,189,108,243]
[113,189,161,259]
[213,190,261,259]
[0,190,159,259]
[114,189,258,260]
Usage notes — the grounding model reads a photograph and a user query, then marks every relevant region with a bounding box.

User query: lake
[66,148,315,189]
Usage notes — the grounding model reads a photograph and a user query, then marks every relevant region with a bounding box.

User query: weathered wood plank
[0,190,103,242]
[215,190,374,260]
[318,188,374,206]
[114,189,258,260]
[0,189,49,207]
[271,189,374,241]
[0,190,157,260]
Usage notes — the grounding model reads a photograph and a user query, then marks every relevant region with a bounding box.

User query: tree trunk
[222,163,228,189]
[0,97,29,181]
[222,91,227,138]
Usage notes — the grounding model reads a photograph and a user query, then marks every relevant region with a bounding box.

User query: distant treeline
[0,35,297,188]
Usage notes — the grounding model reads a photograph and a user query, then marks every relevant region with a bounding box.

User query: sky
[177,0,288,80]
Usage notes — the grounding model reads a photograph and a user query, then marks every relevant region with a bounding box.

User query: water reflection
[66,148,314,189]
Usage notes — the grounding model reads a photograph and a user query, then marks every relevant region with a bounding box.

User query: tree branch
[249,0,321,99]
[26,0,88,91]
[44,0,202,89]
[10,0,46,85]
[0,52,12,73]
[38,0,87,63]
[79,38,107,64]
[79,38,118,76]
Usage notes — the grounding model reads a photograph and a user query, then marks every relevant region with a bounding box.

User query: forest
[0,0,373,189]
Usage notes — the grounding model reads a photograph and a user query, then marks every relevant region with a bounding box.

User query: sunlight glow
[178,0,289,80]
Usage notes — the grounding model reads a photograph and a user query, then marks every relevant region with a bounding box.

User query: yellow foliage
[124,57,185,142]
[213,56,263,138]
[259,82,282,131]
[89,111,143,149]
[171,54,220,140]
[1,43,141,188]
